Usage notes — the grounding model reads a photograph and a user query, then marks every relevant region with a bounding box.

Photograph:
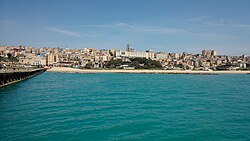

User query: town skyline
[0,44,249,56]
[0,44,241,56]
[1,0,250,55]
[1,45,249,71]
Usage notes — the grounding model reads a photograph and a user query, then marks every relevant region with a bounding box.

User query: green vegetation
[0,56,19,62]
[105,59,123,68]
[130,58,162,69]
[105,58,162,69]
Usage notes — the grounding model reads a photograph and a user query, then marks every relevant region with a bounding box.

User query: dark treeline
[105,58,162,69]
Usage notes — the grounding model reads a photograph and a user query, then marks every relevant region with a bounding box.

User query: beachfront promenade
[1,67,249,88]
[0,68,47,88]
[47,67,250,74]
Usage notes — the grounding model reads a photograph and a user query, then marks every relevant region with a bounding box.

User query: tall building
[146,50,155,59]
[202,49,217,57]
[126,44,134,52]
[46,53,58,66]
[202,50,210,57]
[211,50,217,56]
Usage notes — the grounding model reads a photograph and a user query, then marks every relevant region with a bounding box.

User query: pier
[0,68,47,88]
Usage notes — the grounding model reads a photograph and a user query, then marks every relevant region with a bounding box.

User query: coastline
[47,67,250,74]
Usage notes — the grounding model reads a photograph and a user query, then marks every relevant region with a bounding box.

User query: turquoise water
[0,72,250,141]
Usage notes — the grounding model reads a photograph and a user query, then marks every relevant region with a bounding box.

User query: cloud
[187,16,207,22]
[114,23,190,34]
[133,26,189,34]
[231,23,250,28]
[48,27,80,37]
[209,21,250,28]
[114,22,135,28]
[191,32,239,40]
[0,20,19,25]
[78,22,135,29]
[58,20,247,40]
[78,24,111,28]
[77,22,188,34]
[186,17,250,29]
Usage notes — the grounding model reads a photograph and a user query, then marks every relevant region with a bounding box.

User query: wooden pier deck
[0,68,47,88]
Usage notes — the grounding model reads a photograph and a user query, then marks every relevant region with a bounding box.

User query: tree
[7,53,12,58]
[84,62,92,69]
[105,59,122,68]
[130,58,162,69]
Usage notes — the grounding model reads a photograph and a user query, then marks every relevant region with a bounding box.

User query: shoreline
[46,67,250,74]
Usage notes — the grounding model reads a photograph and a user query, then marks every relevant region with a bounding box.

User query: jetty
[0,68,47,88]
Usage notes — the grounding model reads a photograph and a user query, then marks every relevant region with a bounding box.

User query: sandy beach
[46,67,250,74]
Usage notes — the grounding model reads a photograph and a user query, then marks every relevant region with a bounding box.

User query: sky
[0,0,250,55]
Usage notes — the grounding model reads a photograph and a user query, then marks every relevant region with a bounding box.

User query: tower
[126,44,134,52]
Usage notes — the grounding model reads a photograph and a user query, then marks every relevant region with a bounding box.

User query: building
[202,50,217,57]
[155,52,168,60]
[46,53,59,66]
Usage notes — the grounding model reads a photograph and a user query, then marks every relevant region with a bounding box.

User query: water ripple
[0,73,250,141]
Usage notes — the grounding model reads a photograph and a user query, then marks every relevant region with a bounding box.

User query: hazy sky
[0,0,250,55]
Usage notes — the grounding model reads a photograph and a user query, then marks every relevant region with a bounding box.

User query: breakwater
[0,68,47,88]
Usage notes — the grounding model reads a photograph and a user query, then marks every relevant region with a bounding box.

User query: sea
[0,72,250,141]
